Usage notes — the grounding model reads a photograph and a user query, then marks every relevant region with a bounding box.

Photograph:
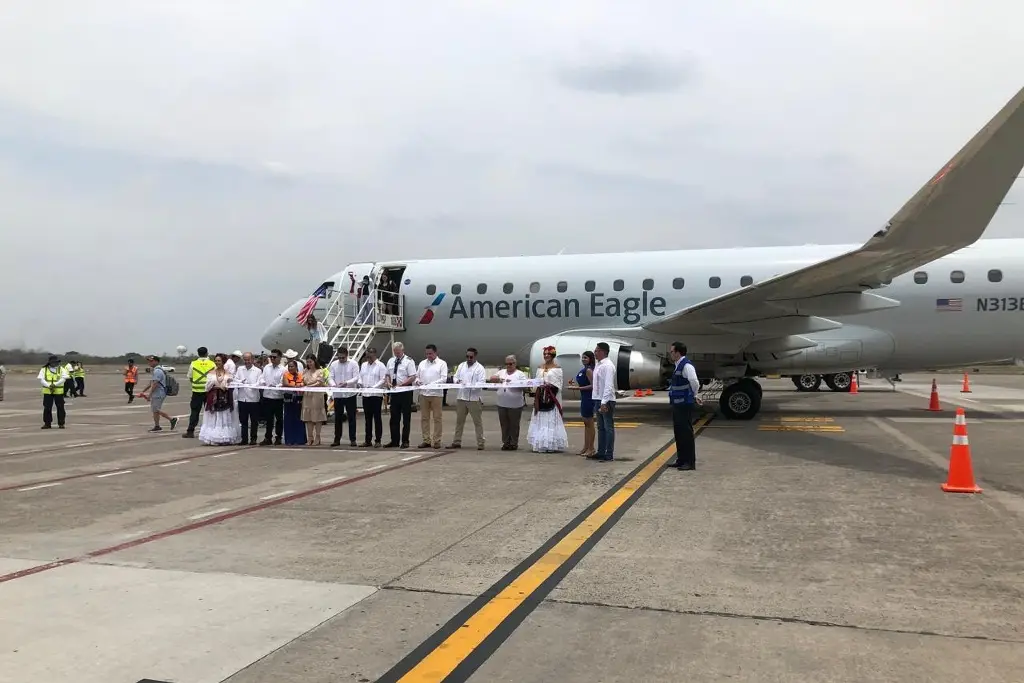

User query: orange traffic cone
[961,373,972,393]
[927,379,942,411]
[849,373,859,394]
[941,408,982,494]
[645,388,654,396]
[634,389,643,397]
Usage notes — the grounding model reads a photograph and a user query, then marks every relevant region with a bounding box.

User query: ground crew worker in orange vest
[124,359,139,403]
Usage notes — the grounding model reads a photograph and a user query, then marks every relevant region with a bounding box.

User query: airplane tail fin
[866,85,1024,257]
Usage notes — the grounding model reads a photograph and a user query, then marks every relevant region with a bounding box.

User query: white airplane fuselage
[261,238,1024,378]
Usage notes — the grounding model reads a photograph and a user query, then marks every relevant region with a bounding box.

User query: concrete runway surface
[1,372,1022,683]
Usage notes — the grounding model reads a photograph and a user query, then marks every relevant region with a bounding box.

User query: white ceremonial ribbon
[226,378,546,395]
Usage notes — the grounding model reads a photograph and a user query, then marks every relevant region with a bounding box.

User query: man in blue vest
[667,341,701,470]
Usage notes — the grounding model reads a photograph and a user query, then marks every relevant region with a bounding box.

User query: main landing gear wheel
[824,372,852,393]
[792,374,822,392]
[719,379,762,420]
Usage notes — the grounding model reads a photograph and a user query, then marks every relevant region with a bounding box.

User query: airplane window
[613,279,624,291]
[557,281,568,293]
[477,283,487,294]
[709,276,721,288]
[585,280,596,292]
[530,282,540,293]
[988,269,1003,283]
[503,282,514,294]
[913,271,928,284]
[426,284,437,295]
[672,278,684,289]
[740,275,753,287]
[642,278,654,291]
[452,284,462,295]
[950,270,965,284]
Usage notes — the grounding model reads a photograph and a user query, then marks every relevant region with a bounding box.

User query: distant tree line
[0,348,185,366]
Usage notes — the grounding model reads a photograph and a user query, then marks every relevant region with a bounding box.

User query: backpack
[162,371,180,397]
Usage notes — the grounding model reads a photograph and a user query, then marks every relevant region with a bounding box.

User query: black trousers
[333,395,358,443]
[75,377,85,395]
[43,393,66,426]
[389,391,413,445]
[238,401,260,443]
[672,403,696,467]
[262,398,284,441]
[187,391,207,433]
[125,382,135,400]
[64,379,77,398]
[363,396,383,443]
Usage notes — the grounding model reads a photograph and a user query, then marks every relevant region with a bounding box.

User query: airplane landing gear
[824,372,852,392]
[792,374,823,392]
[719,378,762,420]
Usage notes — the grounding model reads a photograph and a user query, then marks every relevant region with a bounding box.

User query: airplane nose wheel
[719,379,762,420]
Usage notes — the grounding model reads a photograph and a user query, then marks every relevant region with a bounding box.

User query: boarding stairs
[300,288,406,364]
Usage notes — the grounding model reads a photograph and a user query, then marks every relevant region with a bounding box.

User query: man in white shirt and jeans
[359,347,388,446]
[592,342,617,461]
[415,344,448,448]
[488,354,527,450]
[448,347,487,449]
[328,345,361,447]
[234,352,263,445]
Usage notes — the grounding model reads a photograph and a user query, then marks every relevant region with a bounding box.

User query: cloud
[556,51,696,96]
[0,0,1021,354]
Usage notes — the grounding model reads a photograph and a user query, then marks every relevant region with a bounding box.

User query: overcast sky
[0,1,1020,355]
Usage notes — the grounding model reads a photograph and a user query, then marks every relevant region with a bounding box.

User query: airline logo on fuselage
[418,291,669,325]
[418,293,447,324]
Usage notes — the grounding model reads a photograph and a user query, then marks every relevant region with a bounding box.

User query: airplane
[261,84,1024,421]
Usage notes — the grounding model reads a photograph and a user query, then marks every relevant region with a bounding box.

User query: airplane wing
[645,85,1024,338]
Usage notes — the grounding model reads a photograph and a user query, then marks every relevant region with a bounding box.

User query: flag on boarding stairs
[297,284,329,325]
[935,298,963,312]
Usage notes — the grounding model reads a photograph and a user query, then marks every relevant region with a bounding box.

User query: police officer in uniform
[38,354,69,429]
[183,346,216,438]
[667,341,701,470]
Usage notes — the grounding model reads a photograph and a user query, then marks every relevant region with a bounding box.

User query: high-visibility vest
[42,367,65,395]
[189,358,216,393]
[73,366,85,379]
[63,363,74,379]
[125,366,138,383]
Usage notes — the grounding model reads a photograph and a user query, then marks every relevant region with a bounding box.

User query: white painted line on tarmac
[96,470,132,478]
[188,507,231,520]
[400,454,422,461]
[318,475,348,485]
[259,490,296,501]
[212,450,240,458]
[159,460,190,467]
[17,482,61,492]
[363,463,388,471]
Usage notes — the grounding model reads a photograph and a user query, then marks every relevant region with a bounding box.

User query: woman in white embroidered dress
[198,353,242,445]
[527,345,569,453]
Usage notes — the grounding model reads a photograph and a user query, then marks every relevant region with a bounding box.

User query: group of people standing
[129,337,702,468]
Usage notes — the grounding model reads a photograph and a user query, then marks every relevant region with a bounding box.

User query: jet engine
[527,334,668,392]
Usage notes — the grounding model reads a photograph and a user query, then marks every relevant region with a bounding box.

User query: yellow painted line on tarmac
[758,424,845,433]
[375,415,714,682]
[564,421,641,428]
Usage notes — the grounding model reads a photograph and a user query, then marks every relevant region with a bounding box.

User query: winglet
[866,85,1024,256]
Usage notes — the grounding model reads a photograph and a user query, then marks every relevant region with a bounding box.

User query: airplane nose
[260,317,286,351]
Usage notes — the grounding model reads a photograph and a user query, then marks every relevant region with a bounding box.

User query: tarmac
[1,371,1022,683]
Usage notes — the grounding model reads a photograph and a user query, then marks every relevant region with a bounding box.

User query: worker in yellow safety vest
[72,361,87,397]
[63,360,77,399]
[38,354,69,429]
[182,346,216,439]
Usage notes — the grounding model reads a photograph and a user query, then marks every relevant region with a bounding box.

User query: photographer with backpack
[137,355,179,432]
